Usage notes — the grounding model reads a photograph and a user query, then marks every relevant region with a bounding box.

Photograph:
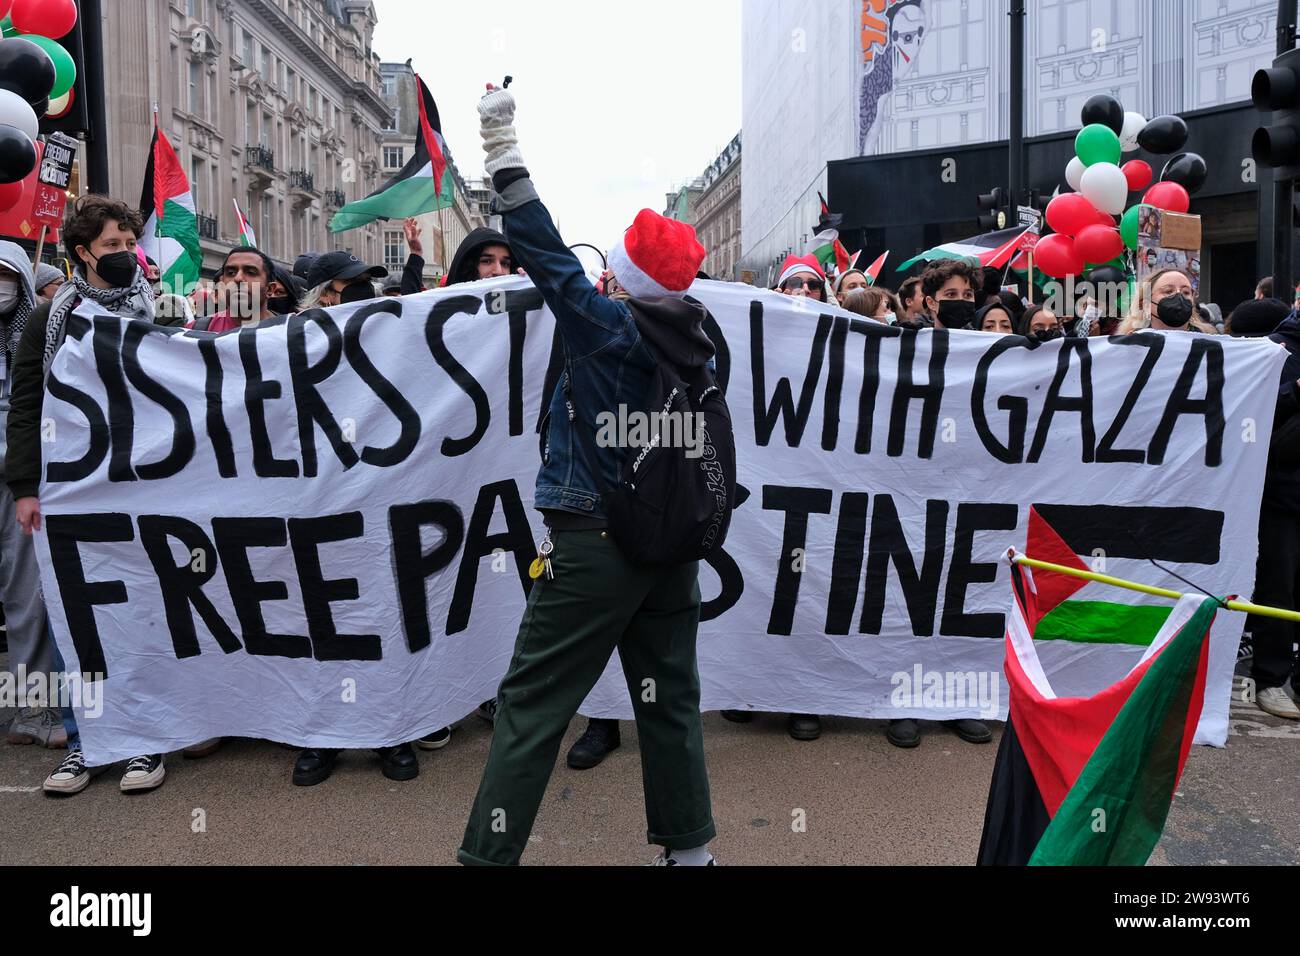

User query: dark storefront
[827,102,1284,313]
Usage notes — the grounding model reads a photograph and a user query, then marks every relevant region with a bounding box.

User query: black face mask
[937,299,977,329]
[340,280,375,304]
[1032,328,1064,343]
[1155,293,1193,328]
[268,296,294,315]
[87,250,139,289]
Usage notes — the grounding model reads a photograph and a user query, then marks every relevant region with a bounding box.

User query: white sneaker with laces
[1257,685,1300,719]
[119,754,166,792]
[44,748,92,795]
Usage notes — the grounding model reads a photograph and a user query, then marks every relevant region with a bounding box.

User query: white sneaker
[44,748,92,795]
[119,754,166,792]
[1256,686,1300,719]
[648,851,717,866]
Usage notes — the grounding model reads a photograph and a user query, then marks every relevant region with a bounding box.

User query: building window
[188,59,200,113]
[384,230,404,270]
[383,146,404,169]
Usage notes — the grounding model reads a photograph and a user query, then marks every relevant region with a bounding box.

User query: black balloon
[1087,266,1126,285]
[0,124,35,184]
[0,38,56,106]
[1081,94,1125,135]
[1160,152,1208,194]
[1137,114,1189,155]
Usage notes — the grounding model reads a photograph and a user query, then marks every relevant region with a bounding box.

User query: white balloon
[1065,156,1086,192]
[1080,162,1129,215]
[0,89,37,142]
[46,90,71,116]
[1120,111,1147,153]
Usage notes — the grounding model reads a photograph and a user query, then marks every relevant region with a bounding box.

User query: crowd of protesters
[3,146,1300,864]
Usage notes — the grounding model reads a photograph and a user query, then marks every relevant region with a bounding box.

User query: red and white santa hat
[775,254,826,288]
[608,209,707,299]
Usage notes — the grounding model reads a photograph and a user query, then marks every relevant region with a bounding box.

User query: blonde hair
[1121,268,1217,334]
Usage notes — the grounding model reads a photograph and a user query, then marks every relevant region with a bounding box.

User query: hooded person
[0,241,58,749]
[445,225,514,287]
[1228,297,1291,337]
[457,83,718,867]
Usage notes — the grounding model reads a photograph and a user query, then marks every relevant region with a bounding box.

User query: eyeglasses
[782,277,824,293]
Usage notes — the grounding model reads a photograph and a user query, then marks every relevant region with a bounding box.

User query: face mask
[1155,293,1193,328]
[937,299,977,329]
[268,296,294,315]
[87,250,140,289]
[340,280,376,304]
[0,279,18,313]
[1032,328,1063,343]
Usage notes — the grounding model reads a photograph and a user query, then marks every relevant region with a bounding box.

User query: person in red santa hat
[774,254,828,303]
[458,83,718,867]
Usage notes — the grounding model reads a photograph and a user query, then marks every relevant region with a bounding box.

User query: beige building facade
[101,0,393,275]
[693,134,741,282]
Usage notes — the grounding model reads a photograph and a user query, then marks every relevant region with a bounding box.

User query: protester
[976,300,1015,333]
[1256,276,1274,300]
[920,258,980,330]
[1236,303,1300,718]
[6,195,165,794]
[834,268,869,303]
[897,276,927,324]
[841,286,897,323]
[187,247,283,332]
[0,242,58,749]
[300,251,388,309]
[459,83,717,866]
[774,254,828,302]
[266,264,302,316]
[398,217,427,295]
[1119,268,1217,334]
[382,274,404,297]
[1019,303,1062,341]
[33,263,64,301]
[445,225,515,285]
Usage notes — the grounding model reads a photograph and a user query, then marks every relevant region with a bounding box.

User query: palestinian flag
[330,74,452,233]
[810,192,851,275]
[862,250,889,284]
[896,225,1032,272]
[977,508,1217,866]
[138,121,201,296]
[233,198,256,247]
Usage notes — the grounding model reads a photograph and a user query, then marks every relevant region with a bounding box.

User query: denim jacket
[496,182,656,519]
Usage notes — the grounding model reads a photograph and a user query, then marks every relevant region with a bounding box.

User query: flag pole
[1011,553,1300,623]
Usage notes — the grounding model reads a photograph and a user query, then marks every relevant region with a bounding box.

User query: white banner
[34,278,1284,762]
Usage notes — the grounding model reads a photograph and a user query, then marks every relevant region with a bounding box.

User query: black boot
[566,719,621,770]
[376,742,420,781]
[886,719,920,749]
[720,710,755,723]
[944,719,992,744]
[292,748,340,787]
[788,714,821,740]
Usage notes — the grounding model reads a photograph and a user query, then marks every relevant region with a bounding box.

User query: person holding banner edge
[458,83,717,866]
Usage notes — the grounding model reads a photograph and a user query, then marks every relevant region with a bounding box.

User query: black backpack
[571,340,738,566]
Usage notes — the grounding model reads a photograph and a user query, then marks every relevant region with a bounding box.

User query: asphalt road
[1,666,1295,866]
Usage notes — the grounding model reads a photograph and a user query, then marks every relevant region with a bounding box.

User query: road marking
[0,786,40,793]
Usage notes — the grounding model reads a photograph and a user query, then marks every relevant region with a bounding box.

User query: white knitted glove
[479,87,524,175]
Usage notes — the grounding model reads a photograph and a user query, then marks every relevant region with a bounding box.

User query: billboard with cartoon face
[859,0,929,155]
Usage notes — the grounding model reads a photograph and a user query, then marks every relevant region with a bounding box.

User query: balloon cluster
[0,0,78,210]
[1035,93,1207,280]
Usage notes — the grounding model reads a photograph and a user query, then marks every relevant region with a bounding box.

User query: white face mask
[0,279,19,314]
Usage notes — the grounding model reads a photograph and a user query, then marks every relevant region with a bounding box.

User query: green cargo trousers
[458,528,716,865]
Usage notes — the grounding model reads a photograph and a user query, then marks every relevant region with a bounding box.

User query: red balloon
[10,0,77,39]
[1034,233,1085,278]
[1122,160,1153,192]
[0,179,20,212]
[0,1,12,21]
[1074,224,1124,265]
[1143,181,1190,214]
[1045,193,1101,238]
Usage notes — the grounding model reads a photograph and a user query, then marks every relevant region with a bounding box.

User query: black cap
[293,252,321,280]
[306,251,388,290]
[1229,297,1292,337]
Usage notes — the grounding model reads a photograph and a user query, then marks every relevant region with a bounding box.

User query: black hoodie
[1266,312,1300,513]
[445,227,511,287]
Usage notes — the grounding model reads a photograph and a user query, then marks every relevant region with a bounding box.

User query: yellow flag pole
[1012,555,1300,623]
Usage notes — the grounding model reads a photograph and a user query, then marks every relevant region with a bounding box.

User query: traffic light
[977,187,1007,231]
[1252,46,1300,179]
[36,8,89,136]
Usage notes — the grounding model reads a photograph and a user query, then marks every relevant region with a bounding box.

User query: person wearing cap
[833,268,869,304]
[382,274,405,298]
[458,83,718,867]
[302,251,388,309]
[34,263,64,301]
[774,254,828,302]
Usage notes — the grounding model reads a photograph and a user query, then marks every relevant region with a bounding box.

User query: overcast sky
[371,0,742,252]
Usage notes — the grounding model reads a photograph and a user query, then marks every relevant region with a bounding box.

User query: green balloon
[0,17,13,37]
[1076,123,1122,167]
[22,35,75,99]
[1120,204,1152,250]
